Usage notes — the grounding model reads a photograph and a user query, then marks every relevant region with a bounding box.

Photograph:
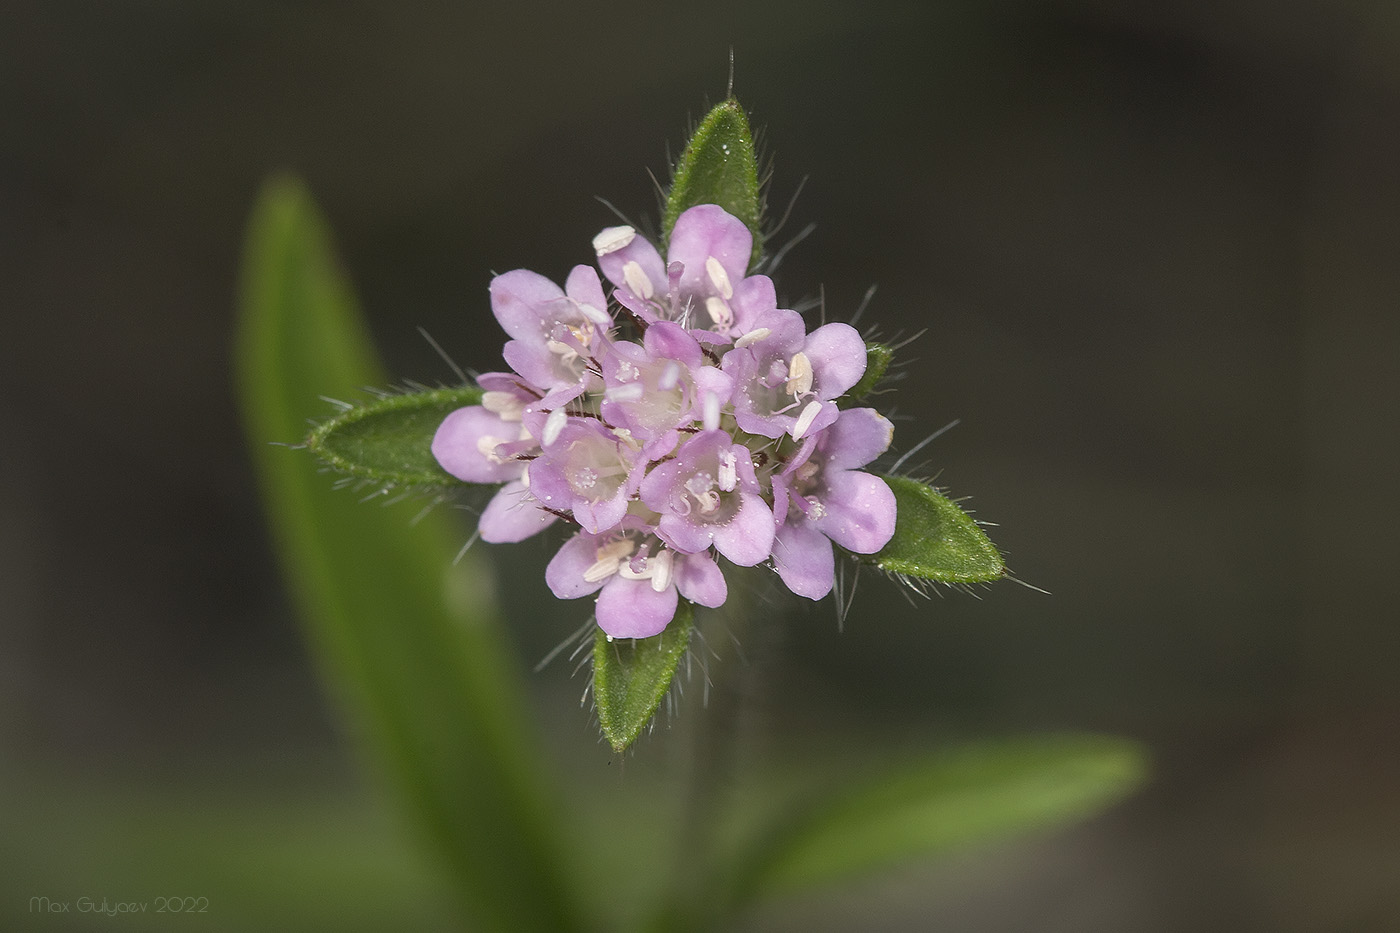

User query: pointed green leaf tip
[306,385,484,487]
[868,475,1005,583]
[592,603,695,752]
[664,99,762,267]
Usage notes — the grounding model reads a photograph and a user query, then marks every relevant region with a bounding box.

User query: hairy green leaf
[663,99,762,267]
[721,735,1146,913]
[840,343,894,407]
[234,176,585,932]
[306,385,483,487]
[869,475,1005,582]
[593,603,695,753]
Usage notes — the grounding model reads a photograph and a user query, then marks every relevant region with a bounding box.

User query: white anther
[658,361,681,391]
[734,327,770,349]
[542,408,567,447]
[578,303,612,326]
[519,462,531,488]
[482,391,524,421]
[695,489,721,514]
[622,261,654,300]
[717,450,738,492]
[476,435,506,463]
[785,351,814,396]
[592,225,636,256]
[705,256,733,300]
[791,399,824,440]
[702,391,720,431]
[584,538,635,583]
[546,339,579,363]
[705,296,733,328]
[806,497,828,520]
[649,549,674,592]
[605,383,644,402]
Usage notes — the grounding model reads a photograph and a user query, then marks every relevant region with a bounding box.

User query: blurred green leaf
[840,342,894,407]
[593,603,695,753]
[234,176,586,933]
[663,99,762,267]
[868,475,1005,583]
[306,385,483,487]
[719,735,1146,915]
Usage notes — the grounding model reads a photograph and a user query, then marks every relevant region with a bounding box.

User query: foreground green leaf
[840,342,894,407]
[306,385,483,487]
[234,175,585,932]
[868,475,1005,582]
[717,735,1146,916]
[593,602,695,753]
[663,99,762,267]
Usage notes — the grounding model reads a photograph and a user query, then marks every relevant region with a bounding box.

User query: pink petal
[478,480,557,543]
[823,407,895,470]
[546,531,606,599]
[489,269,565,342]
[596,577,679,639]
[812,470,896,554]
[804,322,867,399]
[674,552,727,608]
[711,491,776,566]
[772,520,835,600]
[431,406,524,484]
[667,204,753,296]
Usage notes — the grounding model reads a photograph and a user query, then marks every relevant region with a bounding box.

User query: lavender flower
[431,205,899,633]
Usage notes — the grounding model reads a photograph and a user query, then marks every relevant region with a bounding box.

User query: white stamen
[702,391,720,431]
[542,408,567,447]
[705,256,733,299]
[792,400,824,440]
[592,225,636,255]
[519,462,531,488]
[584,538,635,582]
[696,490,721,513]
[476,435,506,464]
[546,339,579,363]
[649,549,674,592]
[717,450,737,492]
[658,361,681,391]
[734,327,770,349]
[481,391,524,421]
[578,303,611,326]
[785,351,814,396]
[605,383,644,402]
[705,296,733,328]
[806,497,828,520]
[622,261,654,300]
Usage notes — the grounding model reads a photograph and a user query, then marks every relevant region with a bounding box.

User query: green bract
[868,475,1005,583]
[592,602,695,753]
[664,99,763,268]
[307,385,484,487]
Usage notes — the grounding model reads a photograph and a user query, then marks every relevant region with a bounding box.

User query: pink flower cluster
[432,206,897,638]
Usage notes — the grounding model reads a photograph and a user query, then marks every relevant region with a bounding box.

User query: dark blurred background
[3,1,1398,930]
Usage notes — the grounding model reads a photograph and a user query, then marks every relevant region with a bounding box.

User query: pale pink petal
[674,552,727,608]
[431,406,524,484]
[546,532,607,599]
[596,577,678,639]
[773,520,835,600]
[478,481,557,543]
[812,470,896,554]
[804,322,867,399]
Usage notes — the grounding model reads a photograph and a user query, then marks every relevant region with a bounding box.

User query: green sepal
[840,343,893,407]
[663,99,763,268]
[868,475,1005,583]
[305,385,483,487]
[592,602,695,753]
